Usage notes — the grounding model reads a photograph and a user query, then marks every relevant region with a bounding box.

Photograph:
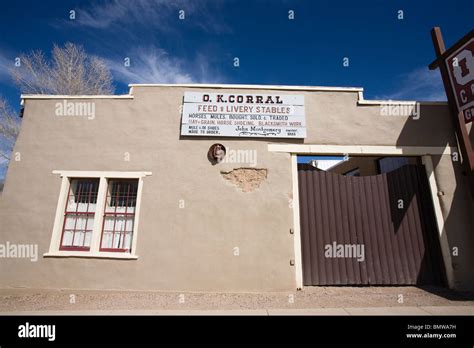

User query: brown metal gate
[298,163,446,286]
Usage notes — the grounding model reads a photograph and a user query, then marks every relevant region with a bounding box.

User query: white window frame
[44,170,152,260]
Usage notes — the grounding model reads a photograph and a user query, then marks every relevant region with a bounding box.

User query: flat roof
[20,83,448,106]
[128,83,365,92]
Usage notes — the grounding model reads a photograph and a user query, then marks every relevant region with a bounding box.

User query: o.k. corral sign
[181,92,306,138]
[445,36,474,123]
[430,28,474,197]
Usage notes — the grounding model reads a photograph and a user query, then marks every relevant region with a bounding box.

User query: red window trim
[59,178,98,251]
[99,179,138,253]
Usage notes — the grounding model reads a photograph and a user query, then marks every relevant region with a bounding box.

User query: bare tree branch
[0,98,20,161]
[11,42,114,95]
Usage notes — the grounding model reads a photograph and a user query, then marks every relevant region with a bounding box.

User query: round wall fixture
[208,144,226,165]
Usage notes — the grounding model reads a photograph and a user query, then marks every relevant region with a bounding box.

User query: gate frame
[268,144,457,290]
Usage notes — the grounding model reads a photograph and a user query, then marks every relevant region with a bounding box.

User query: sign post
[429,28,474,197]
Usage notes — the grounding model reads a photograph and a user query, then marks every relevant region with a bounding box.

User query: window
[46,171,151,259]
[100,179,138,252]
[60,178,99,251]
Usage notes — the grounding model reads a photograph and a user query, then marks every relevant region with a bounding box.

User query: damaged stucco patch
[221,168,268,192]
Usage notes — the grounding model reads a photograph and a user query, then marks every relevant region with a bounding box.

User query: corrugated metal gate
[298,163,446,286]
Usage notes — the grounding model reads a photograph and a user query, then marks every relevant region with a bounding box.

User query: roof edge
[128,83,364,92]
[19,85,449,107]
[356,91,449,106]
[21,94,133,101]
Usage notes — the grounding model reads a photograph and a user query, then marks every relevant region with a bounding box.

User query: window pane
[73,231,85,247]
[101,215,134,250]
[60,178,99,251]
[66,179,99,213]
[62,230,74,246]
[100,179,138,252]
[105,180,138,213]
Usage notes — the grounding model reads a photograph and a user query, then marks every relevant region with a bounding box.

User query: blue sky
[0,0,473,178]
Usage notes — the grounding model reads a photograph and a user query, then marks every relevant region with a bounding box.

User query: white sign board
[181,92,306,138]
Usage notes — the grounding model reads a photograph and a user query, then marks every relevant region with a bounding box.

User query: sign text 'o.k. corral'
[181,91,306,138]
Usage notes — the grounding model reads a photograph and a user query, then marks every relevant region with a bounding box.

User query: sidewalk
[2,306,474,316]
[1,286,473,315]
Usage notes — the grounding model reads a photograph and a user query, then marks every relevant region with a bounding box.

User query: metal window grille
[100,179,139,252]
[60,178,100,251]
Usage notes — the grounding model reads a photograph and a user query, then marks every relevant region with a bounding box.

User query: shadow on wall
[395,104,474,292]
[385,165,447,286]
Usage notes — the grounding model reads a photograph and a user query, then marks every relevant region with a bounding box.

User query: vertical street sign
[445,38,474,123]
[429,28,474,197]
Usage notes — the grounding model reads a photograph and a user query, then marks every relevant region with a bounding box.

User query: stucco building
[0,84,473,292]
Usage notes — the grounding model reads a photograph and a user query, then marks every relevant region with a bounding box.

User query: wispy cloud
[105,48,193,84]
[59,0,230,85]
[0,51,13,81]
[72,0,231,34]
[104,46,224,84]
[376,67,447,101]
